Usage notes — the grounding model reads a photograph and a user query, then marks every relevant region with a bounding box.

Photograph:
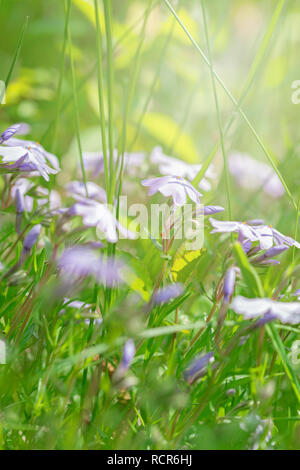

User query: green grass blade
[2,15,29,103]
[266,323,300,404]
[103,0,115,204]
[94,0,109,195]
[67,1,88,197]
[51,0,71,154]
[233,242,264,297]
[201,0,232,219]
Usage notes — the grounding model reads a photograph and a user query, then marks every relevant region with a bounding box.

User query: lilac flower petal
[231,295,300,325]
[142,176,202,207]
[58,246,99,278]
[66,181,107,202]
[203,205,224,216]
[0,123,30,144]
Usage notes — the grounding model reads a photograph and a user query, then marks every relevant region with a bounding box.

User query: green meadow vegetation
[0,0,300,450]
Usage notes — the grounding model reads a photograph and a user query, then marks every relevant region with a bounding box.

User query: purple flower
[150,146,216,191]
[81,151,104,176]
[120,339,136,371]
[0,123,30,144]
[184,351,215,382]
[142,176,202,206]
[210,218,300,251]
[58,246,124,286]
[58,246,99,278]
[70,199,136,243]
[231,296,300,325]
[96,257,124,286]
[23,224,41,251]
[81,149,145,177]
[223,267,238,303]
[66,181,106,203]
[210,218,259,243]
[229,152,284,198]
[153,283,184,304]
[11,179,61,213]
[0,133,60,181]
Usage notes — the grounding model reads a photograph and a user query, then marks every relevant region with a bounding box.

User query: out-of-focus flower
[0,123,30,144]
[210,218,300,251]
[80,149,145,177]
[11,179,34,212]
[223,267,238,303]
[15,188,24,235]
[36,187,62,211]
[11,179,61,213]
[184,351,215,383]
[229,152,284,198]
[150,146,215,191]
[58,246,124,286]
[70,199,136,243]
[23,224,41,252]
[66,180,107,202]
[0,130,60,181]
[142,176,202,206]
[120,339,136,371]
[231,295,300,325]
[153,283,184,304]
[58,246,99,278]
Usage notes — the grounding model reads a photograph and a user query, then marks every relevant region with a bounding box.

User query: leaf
[138,320,205,339]
[232,242,264,298]
[266,324,300,404]
[171,248,205,281]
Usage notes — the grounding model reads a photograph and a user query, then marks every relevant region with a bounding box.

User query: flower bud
[223,267,237,303]
[23,224,41,252]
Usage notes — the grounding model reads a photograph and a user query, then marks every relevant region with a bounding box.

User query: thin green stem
[67,2,88,197]
[201,0,231,219]
[51,0,71,155]
[115,0,153,210]
[94,0,109,196]
[103,0,115,204]
[1,16,29,103]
